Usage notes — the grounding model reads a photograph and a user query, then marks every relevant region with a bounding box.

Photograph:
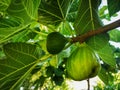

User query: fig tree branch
[71,19,120,43]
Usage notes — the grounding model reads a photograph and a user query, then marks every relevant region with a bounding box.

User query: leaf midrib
[0,61,36,81]
[5,45,38,60]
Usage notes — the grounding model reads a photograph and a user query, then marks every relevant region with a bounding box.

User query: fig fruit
[46,32,67,54]
[66,43,101,81]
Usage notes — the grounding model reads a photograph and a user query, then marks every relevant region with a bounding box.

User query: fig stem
[87,79,90,90]
[63,42,72,50]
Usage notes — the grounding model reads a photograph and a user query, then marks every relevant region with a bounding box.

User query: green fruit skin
[47,32,67,54]
[66,43,101,81]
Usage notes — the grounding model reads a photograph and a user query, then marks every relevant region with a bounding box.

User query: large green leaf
[7,0,41,24]
[74,0,102,35]
[109,29,120,42]
[0,0,11,12]
[22,0,41,20]
[0,17,29,44]
[74,0,109,51]
[86,33,109,50]
[38,0,72,25]
[97,43,116,68]
[0,0,41,44]
[0,43,40,90]
[107,0,120,16]
[11,28,38,42]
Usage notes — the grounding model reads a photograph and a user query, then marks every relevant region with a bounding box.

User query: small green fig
[46,32,67,54]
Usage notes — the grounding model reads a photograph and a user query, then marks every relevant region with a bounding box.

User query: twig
[87,79,90,90]
[71,19,120,43]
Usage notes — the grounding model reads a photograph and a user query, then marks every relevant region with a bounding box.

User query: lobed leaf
[7,0,41,24]
[74,0,102,35]
[0,0,11,12]
[38,0,72,25]
[0,17,29,44]
[74,0,109,50]
[0,0,41,44]
[0,43,41,90]
[86,33,109,51]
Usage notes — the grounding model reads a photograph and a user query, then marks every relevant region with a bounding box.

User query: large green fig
[46,32,67,54]
[66,43,101,81]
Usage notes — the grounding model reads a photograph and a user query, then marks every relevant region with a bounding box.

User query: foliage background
[0,0,120,90]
